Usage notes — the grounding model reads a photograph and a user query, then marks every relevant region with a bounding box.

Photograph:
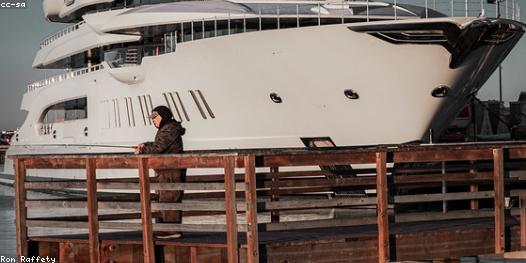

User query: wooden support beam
[14,159,28,259]
[263,152,376,167]
[393,149,493,163]
[224,156,239,263]
[470,161,479,210]
[270,166,280,223]
[86,158,100,263]
[244,155,259,263]
[138,158,155,263]
[376,152,389,263]
[521,195,526,250]
[493,148,505,254]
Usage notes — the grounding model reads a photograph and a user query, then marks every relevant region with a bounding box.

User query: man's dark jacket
[142,121,185,154]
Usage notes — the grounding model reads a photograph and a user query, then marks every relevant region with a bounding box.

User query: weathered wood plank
[393,149,493,163]
[264,196,377,210]
[244,155,259,263]
[493,148,505,254]
[395,209,495,223]
[270,166,280,223]
[25,200,141,210]
[263,152,376,167]
[262,217,377,231]
[23,158,86,169]
[376,152,389,263]
[224,156,239,263]
[86,158,100,263]
[394,191,494,204]
[138,158,155,263]
[521,195,526,250]
[14,159,28,259]
[152,201,246,212]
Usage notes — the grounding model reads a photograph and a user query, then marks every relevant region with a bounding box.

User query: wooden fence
[9,142,526,262]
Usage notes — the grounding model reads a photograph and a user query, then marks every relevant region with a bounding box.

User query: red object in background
[0,133,14,145]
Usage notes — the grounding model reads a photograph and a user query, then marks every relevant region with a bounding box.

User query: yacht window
[204,21,216,38]
[162,92,182,122]
[230,19,244,34]
[41,97,87,124]
[182,22,192,42]
[261,18,278,31]
[125,97,136,127]
[215,20,229,37]
[137,96,147,126]
[193,21,204,40]
[245,18,260,32]
[112,98,122,128]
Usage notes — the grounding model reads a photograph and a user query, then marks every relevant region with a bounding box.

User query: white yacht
[3,0,525,176]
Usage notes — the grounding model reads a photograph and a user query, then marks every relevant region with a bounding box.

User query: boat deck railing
[39,21,86,49]
[27,63,104,92]
[9,142,526,262]
[36,0,521,51]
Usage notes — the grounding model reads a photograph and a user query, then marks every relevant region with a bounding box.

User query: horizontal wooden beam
[262,217,377,231]
[263,152,376,167]
[394,191,494,204]
[264,196,377,210]
[395,209,495,223]
[393,149,493,163]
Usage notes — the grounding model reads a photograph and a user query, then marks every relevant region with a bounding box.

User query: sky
[0,0,525,132]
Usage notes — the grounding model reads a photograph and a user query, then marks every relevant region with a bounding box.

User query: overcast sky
[0,1,525,132]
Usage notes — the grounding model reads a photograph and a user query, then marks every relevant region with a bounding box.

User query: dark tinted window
[42,97,87,124]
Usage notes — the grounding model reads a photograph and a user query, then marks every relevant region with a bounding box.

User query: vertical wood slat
[86,158,100,263]
[470,161,479,210]
[224,156,239,263]
[521,194,526,250]
[270,166,280,222]
[244,155,260,263]
[493,148,505,254]
[138,158,156,263]
[190,246,198,263]
[14,159,28,259]
[376,152,389,263]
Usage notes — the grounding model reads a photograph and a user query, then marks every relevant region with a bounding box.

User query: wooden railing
[9,142,526,262]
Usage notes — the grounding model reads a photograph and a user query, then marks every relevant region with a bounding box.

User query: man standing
[135,105,186,238]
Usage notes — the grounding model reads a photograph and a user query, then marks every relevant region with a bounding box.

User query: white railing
[27,63,104,92]
[386,0,520,20]
[40,21,86,49]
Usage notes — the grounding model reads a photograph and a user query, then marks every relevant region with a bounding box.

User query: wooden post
[224,156,239,263]
[470,161,479,210]
[270,166,280,222]
[14,159,28,259]
[86,158,100,263]
[520,194,526,250]
[244,155,259,263]
[376,152,389,263]
[138,158,155,263]
[493,148,505,254]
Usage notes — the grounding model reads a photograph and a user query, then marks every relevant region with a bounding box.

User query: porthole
[53,130,57,139]
[64,0,74,6]
[431,85,450,98]
[344,89,359,100]
[84,127,88,137]
[270,93,282,103]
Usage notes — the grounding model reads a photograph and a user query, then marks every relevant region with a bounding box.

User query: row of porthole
[268,86,450,104]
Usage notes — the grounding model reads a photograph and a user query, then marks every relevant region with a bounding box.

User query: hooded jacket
[142,106,186,154]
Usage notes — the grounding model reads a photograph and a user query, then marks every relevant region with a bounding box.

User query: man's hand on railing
[135,144,145,155]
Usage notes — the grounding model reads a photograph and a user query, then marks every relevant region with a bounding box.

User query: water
[0,184,17,258]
